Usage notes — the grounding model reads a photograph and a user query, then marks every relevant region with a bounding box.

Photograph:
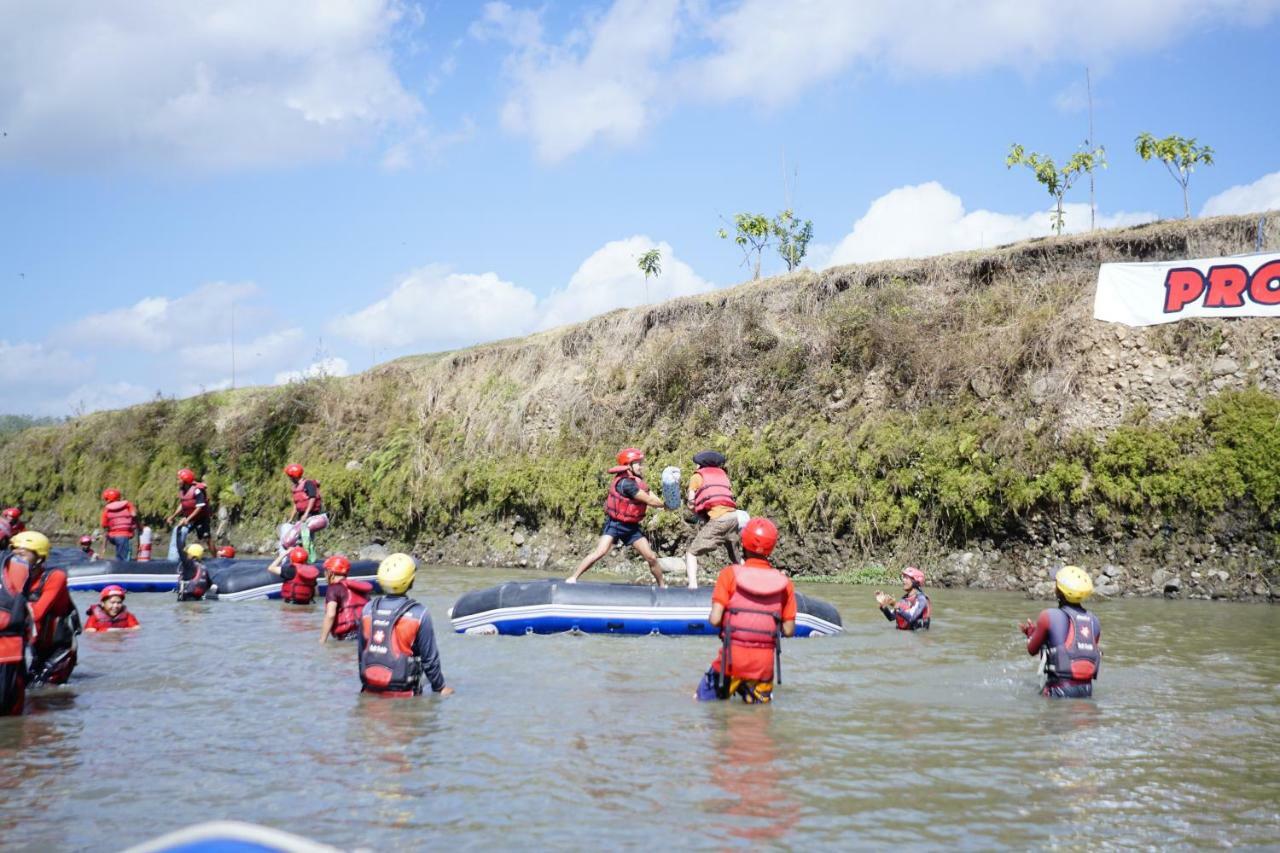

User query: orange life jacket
[103,500,137,537]
[691,466,736,514]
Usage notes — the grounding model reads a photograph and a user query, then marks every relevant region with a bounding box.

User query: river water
[1,566,1276,850]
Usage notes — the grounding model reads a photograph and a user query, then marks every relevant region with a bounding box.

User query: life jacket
[103,499,137,536]
[604,467,649,524]
[895,590,931,631]
[0,564,29,665]
[1043,605,1101,682]
[25,566,76,646]
[281,564,319,604]
[84,604,137,631]
[718,561,788,693]
[360,597,424,694]
[691,466,736,515]
[178,483,209,518]
[177,557,211,601]
[332,580,373,639]
[291,479,324,514]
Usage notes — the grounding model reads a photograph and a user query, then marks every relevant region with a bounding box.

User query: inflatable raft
[449,579,843,637]
[62,558,379,601]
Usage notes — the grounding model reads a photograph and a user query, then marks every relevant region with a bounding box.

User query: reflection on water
[0,567,1276,850]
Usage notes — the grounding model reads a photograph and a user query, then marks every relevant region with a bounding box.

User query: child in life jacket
[875,567,931,630]
[695,518,796,704]
[318,555,372,643]
[1021,566,1102,699]
[267,547,319,605]
[177,543,216,601]
[78,535,100,561]
[84,585,140,631]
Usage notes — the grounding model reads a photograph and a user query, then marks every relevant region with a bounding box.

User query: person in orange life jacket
[84,585,140,632]
[5,531,80,686]
[0,532,35,716]
[78,535,100,561]
[565,447,670,586]
[695,518,796,704]
[0,507,26,550]
[267,547,319,605]
[357,554,453,697]
[1021,566,1102,699]
[876,567,931,630]
[177,543,216,601]
[281,463,329,549]
[684,450,740,590]
[166,468,215,555]
[99,488,138,561]
[319,555,373,643]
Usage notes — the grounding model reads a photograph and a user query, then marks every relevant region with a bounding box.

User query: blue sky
[3,0,1279,415]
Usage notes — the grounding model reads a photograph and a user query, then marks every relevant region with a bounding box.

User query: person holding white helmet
[357,554,453,697]
[876,567,931,630]
[1021,566,1102,698]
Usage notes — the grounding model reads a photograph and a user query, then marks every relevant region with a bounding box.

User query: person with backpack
[0,537,34,714]
[318,555,372,643]
[357,554,453,697]
[6,531,80,686]
[1021,566,1102,698]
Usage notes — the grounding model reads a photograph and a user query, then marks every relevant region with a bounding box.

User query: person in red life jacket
[6,531,81,686]
[0,507,26,550]
[165,468,215,555]
[565,448,670,587]
[177,543,216,601]
[357,554,453,697]
[0,537,34,715]
[267,546,319,605]
[78,535,100,561]
[683,450,740,590]
[319,555,373,643]
[84,585,140,632]
[1021,566,1102,699]
[99,488,139,561]
[281,464,329,551]
[694,518,796,704]
[876,567,932,630]
[216,545,237,558]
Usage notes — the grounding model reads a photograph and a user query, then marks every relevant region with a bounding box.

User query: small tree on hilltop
[773,209,814,271]
[1006,143,1106,235]
[1134,132,1214,219]
[718,213,772,280]
[637,248,661,303]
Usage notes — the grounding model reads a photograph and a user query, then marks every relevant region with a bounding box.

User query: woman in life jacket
[99,488,139,561]
[565,447,670,587]
[281,464,329,553]
[0,535,35,715]
[84,585,140,632]
[1021,566,1102,699]
[683,449,740,590]
[876,567,932,630]
[357,554,453,697]
[267,547,319,605]
[78,535,100,561]
[177,543,216,601]
[7,531,81,686]
[166,468,215,556]
[695,518,797,705]
[318,555,371,643]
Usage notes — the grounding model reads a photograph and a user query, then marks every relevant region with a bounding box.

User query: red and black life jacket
[103,500,137,537]
[360,596,424,694]
[894,590,932,631]
[604,466,649,524]
[691,466,736,515]
[84,604,137,631]
[281,564,319,604]
[718,560,788,692]
[1044,605,1101,682]
[332,580,373,639]
[177,558,211,601]
[0,563,29,665]
[178,483,209,518]
[291,479,324,514]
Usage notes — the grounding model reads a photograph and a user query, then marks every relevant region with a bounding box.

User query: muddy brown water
[1,566,1276,850]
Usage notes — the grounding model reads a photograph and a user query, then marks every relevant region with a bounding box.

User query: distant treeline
[0,415,63,436]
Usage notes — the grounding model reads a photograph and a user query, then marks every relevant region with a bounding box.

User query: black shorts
[602,518,645,546]
[185,517,212,539]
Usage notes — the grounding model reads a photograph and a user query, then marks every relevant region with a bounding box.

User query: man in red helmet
[0,507,26,551]
[566,447,669,587]
[99,488,138,561]
[695,517,795,704]
[166,468,215,555]
[876,567,931,630]
[281,463,328,555]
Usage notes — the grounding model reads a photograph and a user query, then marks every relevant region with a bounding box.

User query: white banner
[1094,250,1280,326]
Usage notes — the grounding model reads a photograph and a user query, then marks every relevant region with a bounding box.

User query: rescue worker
[0,539,33,715]
[7,531,80,686]
[876,567,931,630]
[0,506,26,550]
[683,450,740,590]
[695,518,796,704]
[281,464,328,552]
[1021,566,1102,699]
[357,554,453,697]
[84,585,140,632]
[177,543,216,601]
[566,448,669,587]
[78,535,100,561]
[99,488,139,561]
[165,468,215,555]
[318,555,372,643]
[266,547,319,605]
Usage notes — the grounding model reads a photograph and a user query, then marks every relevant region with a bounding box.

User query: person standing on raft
[876,567,931,630]
[281,464,328,553]
[7,532,80,686]
[357,554,453,697]
[319,555,371,643]
[266,547,319,605]
[166,468,215,556]
[683,450,740,590]
[695,517,796,704]
[0,539,34,715]
[1021,566,1102,699]
[84,585,140,632]
[99,488,139,561]
[566,447,669,586]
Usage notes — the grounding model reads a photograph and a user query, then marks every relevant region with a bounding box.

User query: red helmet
[217,546,237,558]
[100,585,127,601]
[102,488,122,502]
[323,555,351,576]
[284,463,304,479]
[79,535,93,546]
[2,507,21,520]
[288,546,309,564]
[741,517,779,557]
[177,468,196,485]
[616,447,644,466]
[903,566,925,587]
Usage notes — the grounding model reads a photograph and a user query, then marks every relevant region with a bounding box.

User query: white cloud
[58,382,155,417]
[275,357,351,385]
[67,282,258,351]
[179,328,306,373]
[0,340,91,389]
[0,0,423,171]
[1200,171,1280,217]
[826,181,1156,266]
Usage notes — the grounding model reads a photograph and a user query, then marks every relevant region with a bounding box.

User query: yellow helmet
[1055,565,1094,604]
[185,543,205,559]
[377,553,417,595]
[11,531,50,559]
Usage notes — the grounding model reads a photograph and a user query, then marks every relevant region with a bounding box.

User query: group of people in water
[0,446,1103,714]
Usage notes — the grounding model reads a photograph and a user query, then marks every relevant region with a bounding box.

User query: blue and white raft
[449,579,843,637]
[62,559,379,601]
